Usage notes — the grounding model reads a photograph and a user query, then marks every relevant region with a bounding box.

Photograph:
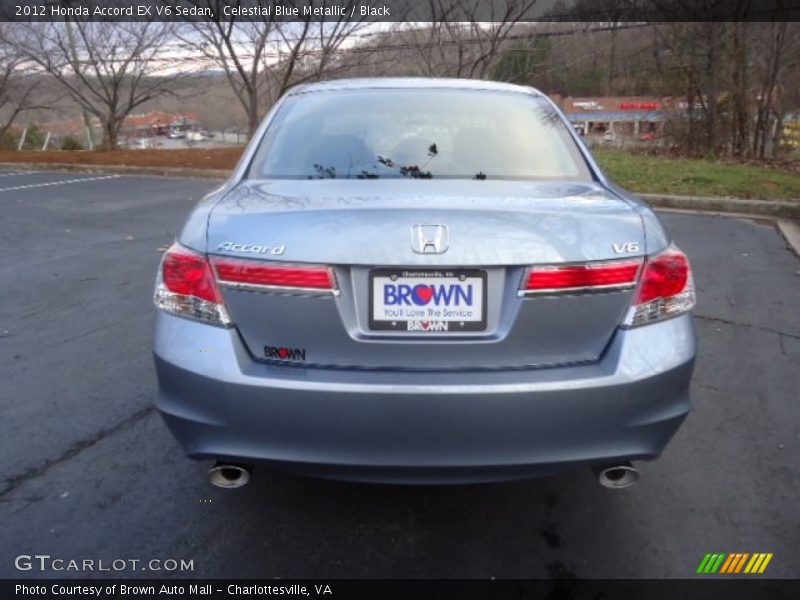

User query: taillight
[154,243,231,326]
[520,259,641,296]
[624,245,695,327]
[162,245,222,303]
[211,257,337,294]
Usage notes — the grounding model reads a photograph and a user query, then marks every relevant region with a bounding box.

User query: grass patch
[593,150,800,200]
[1,146,798,200]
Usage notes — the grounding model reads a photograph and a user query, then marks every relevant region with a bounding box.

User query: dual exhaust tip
[595,462,639,489]
[208,462,252,488]
[208,461,640,489]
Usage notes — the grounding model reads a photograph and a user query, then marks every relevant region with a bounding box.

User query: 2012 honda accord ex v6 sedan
[153,78,696,488]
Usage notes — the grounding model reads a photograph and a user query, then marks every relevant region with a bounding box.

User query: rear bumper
[154,312,695,484]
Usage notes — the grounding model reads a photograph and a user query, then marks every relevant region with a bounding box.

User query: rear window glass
[248,88,592,181]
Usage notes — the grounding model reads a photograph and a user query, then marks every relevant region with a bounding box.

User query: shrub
[23,123,45,149]
[0,132,18,150]
[61,135,84,151]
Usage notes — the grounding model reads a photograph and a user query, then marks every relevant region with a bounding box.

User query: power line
[12,21,655,70]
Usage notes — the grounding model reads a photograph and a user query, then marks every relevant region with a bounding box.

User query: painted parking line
[0,174,120,193]
[0,171,38,177]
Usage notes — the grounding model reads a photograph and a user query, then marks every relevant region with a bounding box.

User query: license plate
[369,269,487,332]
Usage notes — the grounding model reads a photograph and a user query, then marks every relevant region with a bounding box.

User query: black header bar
[1,0,800,22]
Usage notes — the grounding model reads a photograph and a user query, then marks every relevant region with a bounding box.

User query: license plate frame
[368,268,488,332]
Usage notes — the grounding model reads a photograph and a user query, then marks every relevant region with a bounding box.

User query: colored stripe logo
[696,553,773,574]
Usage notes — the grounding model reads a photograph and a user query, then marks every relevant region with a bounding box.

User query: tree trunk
[731,22,749,157]
[104,118,118,150]
[606,23,617,96]
[759,22,787,159]
[771,112,786,158]
[687,89,697,153]
[704,23,720,156]
[248,88,259,138]
[685,40,699,155]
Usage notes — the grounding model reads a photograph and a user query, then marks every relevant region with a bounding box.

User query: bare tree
[179,0,367,137]
[177,1,277,137]
[650,21,720,155]
[729,20,749,157]
[401,1,457,76]
[5,21,178,149]
[750,21,798,159]
[405,0,539,79]
[0,29,41,140]
[560,0,627,94]
[651,17,800,159]
[265,14,370,104]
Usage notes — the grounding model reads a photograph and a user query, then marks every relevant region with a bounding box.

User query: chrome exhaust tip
[208,462,252,488]
[595,463,639,489]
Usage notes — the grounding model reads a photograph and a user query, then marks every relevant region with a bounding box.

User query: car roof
[290,77,543,96]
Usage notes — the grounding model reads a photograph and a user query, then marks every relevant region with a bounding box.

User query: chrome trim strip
[209,256,340,297]
[218,280,340,297]
[517,282,636,298]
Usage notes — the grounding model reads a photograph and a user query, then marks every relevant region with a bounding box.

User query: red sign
[620,102,660,110]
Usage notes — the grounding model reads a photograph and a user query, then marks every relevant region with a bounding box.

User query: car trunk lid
[205,179,644,370]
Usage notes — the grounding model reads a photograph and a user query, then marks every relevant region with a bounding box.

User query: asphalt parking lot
[0,168,798,579]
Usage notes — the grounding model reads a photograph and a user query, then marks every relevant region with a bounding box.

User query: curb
[1,161,799,220]
[777,219,800,258]
[638,193,800,220]
[0,161,230,180]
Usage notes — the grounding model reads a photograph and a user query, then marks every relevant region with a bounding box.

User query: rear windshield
[248,88,592,181]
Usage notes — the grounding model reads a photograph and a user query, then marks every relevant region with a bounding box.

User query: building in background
[120,111,199,138]
[554,96,666,143]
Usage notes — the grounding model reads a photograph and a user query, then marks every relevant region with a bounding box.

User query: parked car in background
[186,130,208,142]
[132,137,158,149]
